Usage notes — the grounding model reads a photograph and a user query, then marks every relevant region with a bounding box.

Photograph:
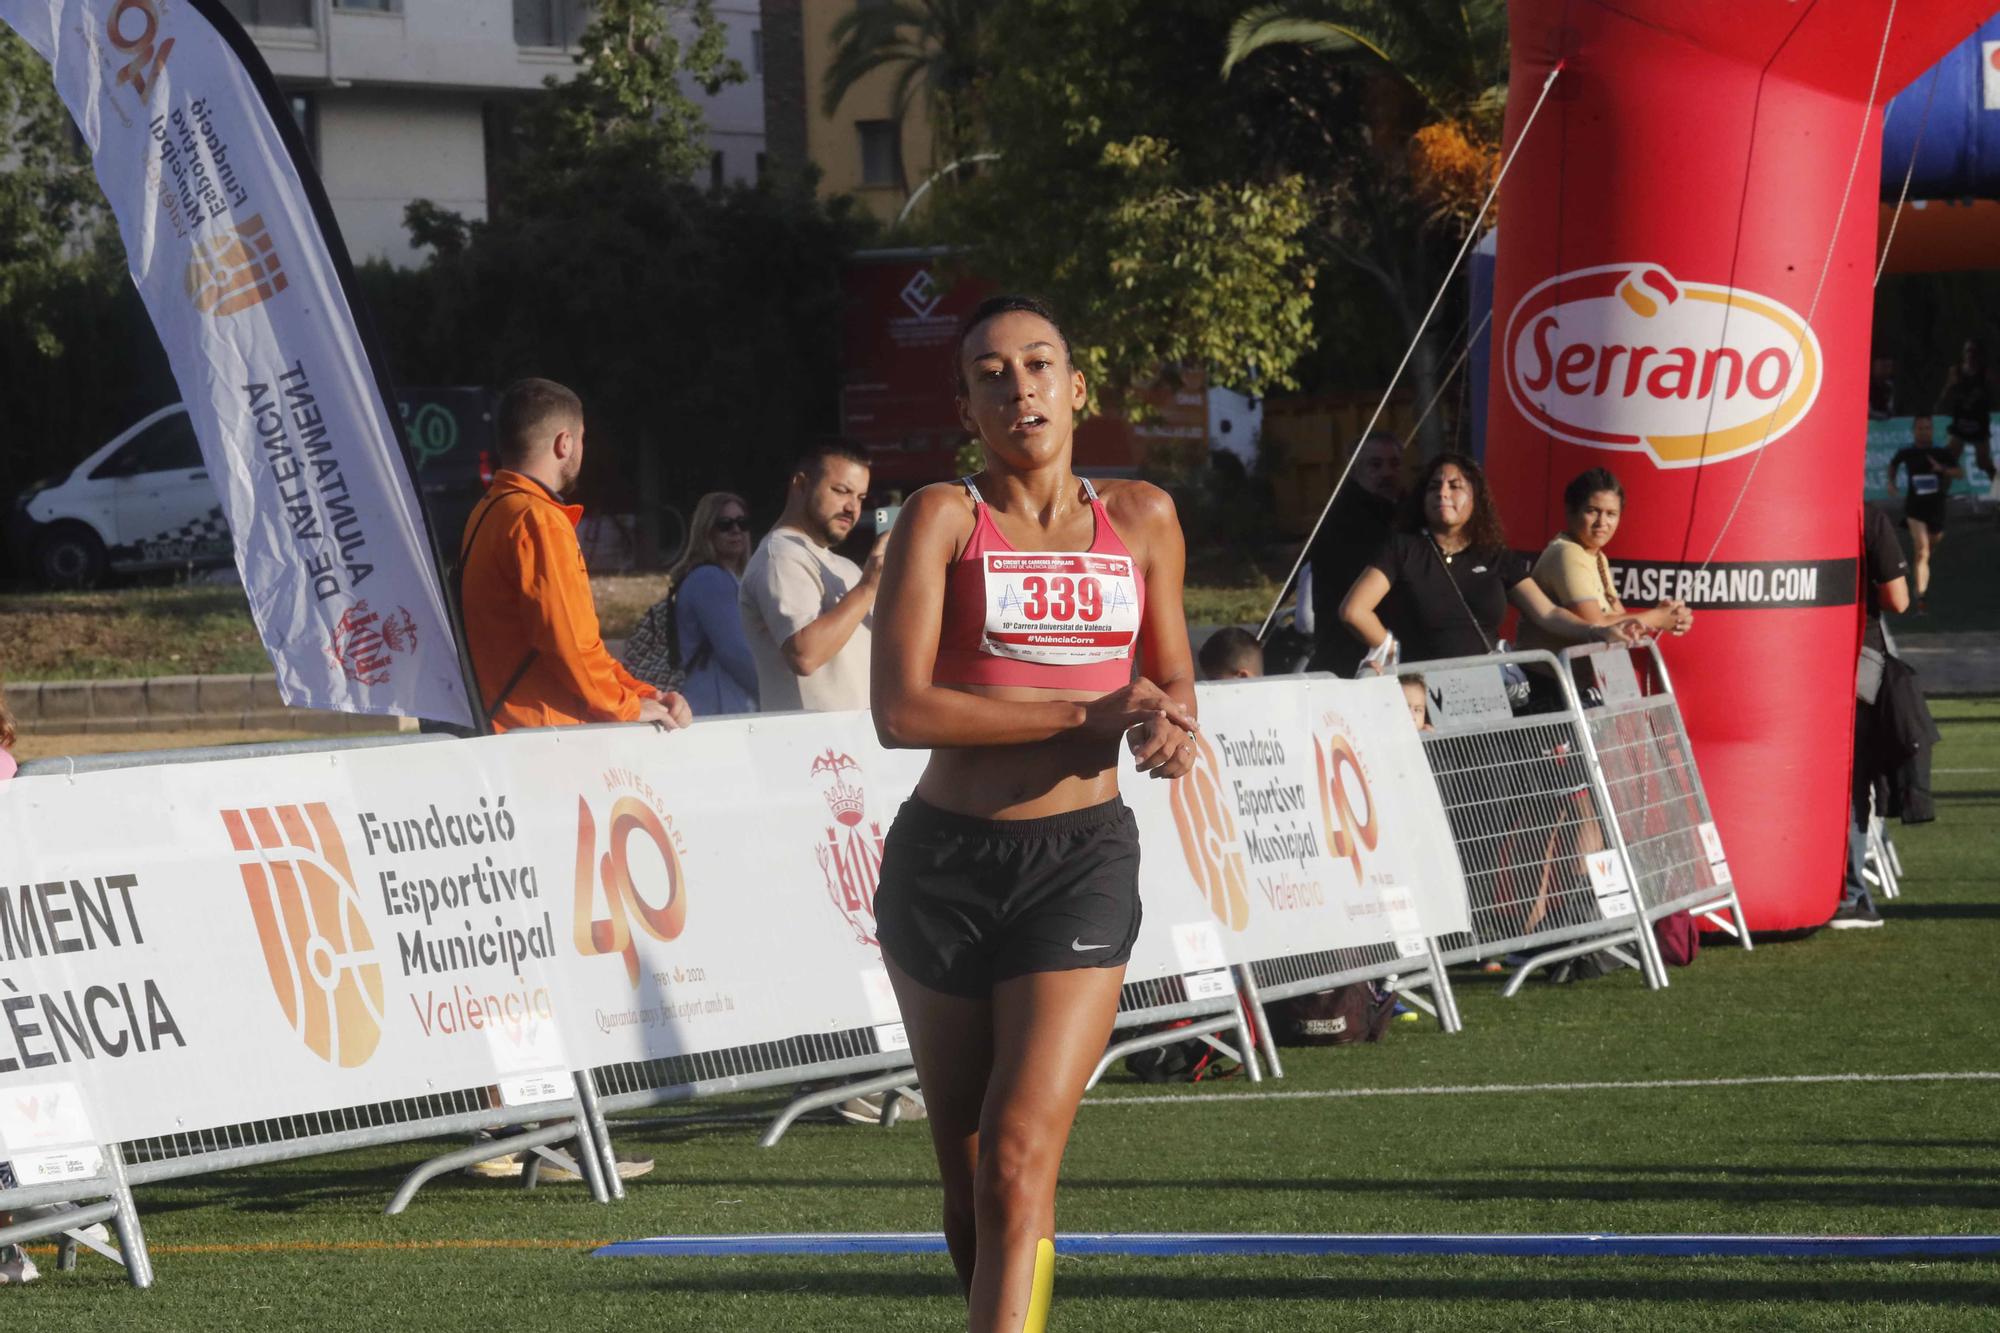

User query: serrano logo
[810,750,887,948]
[572,787,688,986]
[224,803,385,1068]
[107,0,173,98]
[1503,263,1822,468]
[1168,731,1252,931]
[186,214,289,317]
[1313,727,1379,884]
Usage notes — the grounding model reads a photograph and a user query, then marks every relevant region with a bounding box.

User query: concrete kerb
[7,671,412,736]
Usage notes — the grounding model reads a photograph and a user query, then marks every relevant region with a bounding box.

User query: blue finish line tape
[593,1233,2000,1260]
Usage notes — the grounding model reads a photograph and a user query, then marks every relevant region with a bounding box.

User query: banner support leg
[1233,964,1283,1080]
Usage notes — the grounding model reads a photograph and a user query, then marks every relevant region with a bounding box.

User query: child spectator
[1400,676,1433,733]
[1198,626,1264,681]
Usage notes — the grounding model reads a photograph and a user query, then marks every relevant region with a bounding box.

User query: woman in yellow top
[1520,468,1692,653]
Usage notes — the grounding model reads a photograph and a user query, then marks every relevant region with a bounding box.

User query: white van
[10,405,223,586]
[10,391,494,587]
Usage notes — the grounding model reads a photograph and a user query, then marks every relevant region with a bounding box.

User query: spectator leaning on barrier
[1518,468,1693,656]
[1338,452,1645,671]
[458,378,692,733]
[740,442,885,713]
[1307,431,1405,677]
[624,491,759,715]
[1197,626,1264,681]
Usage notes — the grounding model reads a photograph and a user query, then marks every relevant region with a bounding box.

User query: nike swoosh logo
[1071,939,1111,952]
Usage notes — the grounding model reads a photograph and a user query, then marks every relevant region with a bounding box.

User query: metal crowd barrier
[1395,650,1667,994]
[1235,938,1462,1082]
[1561,643,1753,949]
[587,1021,916,1153]
[584,968,1256,1158]
[1087,971,1262,1089]
[10,731,613,1288]
[0,1074,613,1290]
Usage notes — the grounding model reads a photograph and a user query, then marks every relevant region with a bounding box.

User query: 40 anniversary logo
[571,776,689,986]
[1313,718,1379,885]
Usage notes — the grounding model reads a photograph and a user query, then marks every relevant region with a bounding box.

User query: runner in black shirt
[1339,452,1643,666]
[1887,415,1959,613]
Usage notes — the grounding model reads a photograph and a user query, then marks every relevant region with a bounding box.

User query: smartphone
[874,504,902,534]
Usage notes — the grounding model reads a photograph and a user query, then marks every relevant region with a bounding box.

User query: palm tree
[1222,0,1509,453]
[822,0,985,199]
[1222,0,1506,130]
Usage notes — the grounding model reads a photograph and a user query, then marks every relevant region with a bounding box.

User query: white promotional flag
[1,0,473,727]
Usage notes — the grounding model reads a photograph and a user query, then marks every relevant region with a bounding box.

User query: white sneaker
[836,1092,926,1124]
[539,1154,654,1183]
[466,1151,525,1179]
[837,1093,886,1124]
[0,1249,38,1285]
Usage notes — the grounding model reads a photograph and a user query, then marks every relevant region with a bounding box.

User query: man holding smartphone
[740,442,889,713]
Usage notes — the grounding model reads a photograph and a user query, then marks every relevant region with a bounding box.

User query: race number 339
[981,552,1139,666]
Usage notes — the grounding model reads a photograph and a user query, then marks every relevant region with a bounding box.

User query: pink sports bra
[933,476,1145,692]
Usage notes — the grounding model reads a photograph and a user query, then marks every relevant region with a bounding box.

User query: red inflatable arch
[1487,2,1992,933]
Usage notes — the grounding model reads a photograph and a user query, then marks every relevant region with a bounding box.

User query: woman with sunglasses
[627,492,759,714]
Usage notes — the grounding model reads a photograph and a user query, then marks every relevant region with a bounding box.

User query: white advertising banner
[0,0,473,726]
[0,677,1467,1158]
[1134,676,1471,965]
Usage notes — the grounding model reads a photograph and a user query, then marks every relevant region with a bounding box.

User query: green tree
[821,0,986,198]
[933,0,1318,416]
[0,29,121,359]
[1221,0,1511,452]
[0,30,176,553]
[1222,0,1506,129]
[387,1,867,552]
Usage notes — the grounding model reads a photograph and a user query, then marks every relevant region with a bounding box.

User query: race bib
[1911,474,1940,496]
[982,552,1141,666]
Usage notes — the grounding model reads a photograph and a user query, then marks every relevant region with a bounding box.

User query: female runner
[871,295,1199,1332]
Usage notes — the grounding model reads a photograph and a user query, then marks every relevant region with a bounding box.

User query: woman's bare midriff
[914,682,1123,819]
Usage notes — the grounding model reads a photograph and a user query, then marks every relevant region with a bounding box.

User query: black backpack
[622,568,714,693]
[1265,983,1398,1046]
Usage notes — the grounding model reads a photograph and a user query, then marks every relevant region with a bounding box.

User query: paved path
[1891,632,2000,694]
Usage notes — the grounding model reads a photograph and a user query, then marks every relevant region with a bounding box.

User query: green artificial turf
[21,699,2000,1329]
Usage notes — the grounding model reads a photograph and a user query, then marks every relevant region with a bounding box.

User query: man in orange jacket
[460,378,691,732]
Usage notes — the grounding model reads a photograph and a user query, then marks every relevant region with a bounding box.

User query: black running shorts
[874,795,1142,998]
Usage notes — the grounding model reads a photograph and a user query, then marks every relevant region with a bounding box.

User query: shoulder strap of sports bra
[1080,476,1100,502]
[961,476,985,504]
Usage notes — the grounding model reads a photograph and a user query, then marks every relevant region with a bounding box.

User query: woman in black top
[1338,452,1642,666]
[1936,339,1993,483]
[1888,415,1961,612]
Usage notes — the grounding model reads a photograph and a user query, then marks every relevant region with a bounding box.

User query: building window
[857,120,900,187]
[287,93,319,166]
[483,99,525,217]
[514,0,589,48]
[334,0,400,11]
[751,27,763,75]
[221,0,313,28]
[709,151,725,191]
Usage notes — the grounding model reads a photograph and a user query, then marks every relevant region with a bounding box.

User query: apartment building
[226,0,766,263]
[757,0,935,224]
